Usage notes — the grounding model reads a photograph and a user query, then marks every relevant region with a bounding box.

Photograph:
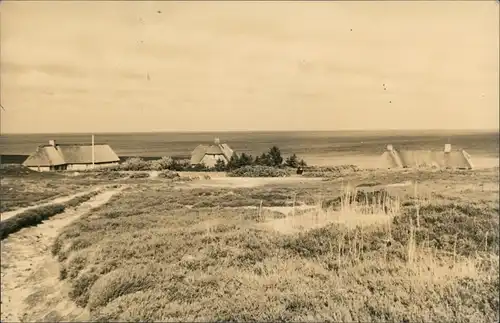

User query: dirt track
[0,187,124,322]
[0,186,105,222]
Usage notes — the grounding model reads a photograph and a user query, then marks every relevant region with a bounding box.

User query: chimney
[214,137,220,145]
[386,144,394,151]
[444,144,451,153]
[49,140,56,147]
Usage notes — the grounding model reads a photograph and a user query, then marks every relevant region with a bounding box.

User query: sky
[0,0,498,134]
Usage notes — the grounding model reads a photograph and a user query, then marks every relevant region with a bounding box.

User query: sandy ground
[0,187,125,322]
[182,176,324,188]
[195,206,392,236]
[0,186,105,222]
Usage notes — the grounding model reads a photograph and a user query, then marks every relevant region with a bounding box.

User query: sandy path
[0,186,106,222]
[0,187,125,322]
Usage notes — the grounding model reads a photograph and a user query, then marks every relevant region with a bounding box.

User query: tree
[267,146,283,167]
[285,154,299,168]
[238,153,254,167]
[255,152,272,166]
[227,153,254,169]
[298,159,307,167]
[214,159,226,171]
[227,154,240,170]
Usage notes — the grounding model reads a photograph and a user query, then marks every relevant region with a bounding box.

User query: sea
[1,130,498,168]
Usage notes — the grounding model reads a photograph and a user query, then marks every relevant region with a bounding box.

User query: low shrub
[227,166,291,178]
[65,191,99,208]
[99,165,122,172]
[48,167,499,323]
[120,157,151,171]
[129,172,150,179]
[158,170,180,179]
[0,204,66,240]
[303,164,361,177]
[151,157,173,171]
[393,203,499,256]
[80,170,128,180]
[0,191,99,240]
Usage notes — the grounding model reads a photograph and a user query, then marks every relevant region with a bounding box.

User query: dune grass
[50,168,499,322]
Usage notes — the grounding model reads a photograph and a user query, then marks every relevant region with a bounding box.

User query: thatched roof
[23,144,120,167]
[190,143,234,165]
[380,145,473,169]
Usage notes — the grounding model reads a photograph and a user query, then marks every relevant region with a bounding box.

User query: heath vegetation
[49,167,499,322]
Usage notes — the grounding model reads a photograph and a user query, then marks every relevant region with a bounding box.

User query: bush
[167,159,191,172]
[65,191,99,208]
[151,157,173,171]
[99,165,122,172]
[254,147,282,167]
[303,164,360,177]
[238,153,254,168]
[227,166,291,177]
[227,153,254,170]
[254,152,272,166]
[214,159,227,172]
[191,162,210,172]
[120,157,151,171]
[285,154,299,168]
[157,170,180,179]
[129,172,150,179]
[94,171,128,180]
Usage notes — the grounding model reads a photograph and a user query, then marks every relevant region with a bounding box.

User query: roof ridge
[40,143,110,147]
[397,148,466,152]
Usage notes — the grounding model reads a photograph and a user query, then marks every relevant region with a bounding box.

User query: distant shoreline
[2,131,497,165]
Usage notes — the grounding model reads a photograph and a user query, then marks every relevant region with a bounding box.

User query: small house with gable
[190,138,234,168]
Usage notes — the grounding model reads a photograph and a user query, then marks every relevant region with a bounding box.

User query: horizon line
[1,128,499,136]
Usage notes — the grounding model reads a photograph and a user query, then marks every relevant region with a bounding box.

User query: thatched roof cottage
[380,144,473,169]
[190,138,234,168]
[23,140,120,171]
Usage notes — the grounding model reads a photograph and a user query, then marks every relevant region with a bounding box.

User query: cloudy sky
[1,1,498,133]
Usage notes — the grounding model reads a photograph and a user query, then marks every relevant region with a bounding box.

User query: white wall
[28,162,119,172]
[28,166,50,172]
[67,162,119,171]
